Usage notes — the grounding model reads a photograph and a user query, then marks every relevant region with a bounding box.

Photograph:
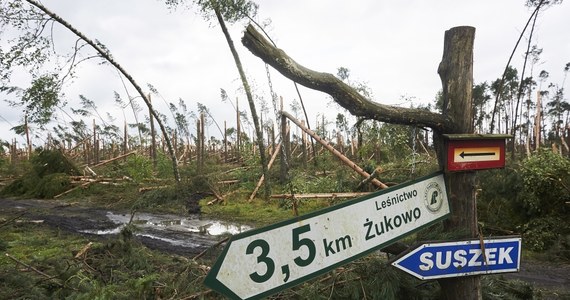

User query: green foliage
[377,123,414,162]
[519,149,570,217]
[520,216,562,252]
[31,148,80,177]
[134,183,200,212]
[482,276,535,300]
[34,173,72,198]
[123,154,153,182]
[0,218,218,300]
[0,1,52,83]
[1,149,78,198]
[478,150,570,257]
[11,74,63,129]
[478,168,527,231]
[164,0,258,23]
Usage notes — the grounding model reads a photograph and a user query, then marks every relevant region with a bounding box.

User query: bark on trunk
[212,2,270,198]
[436,26,481,300]
[241,25,452,132]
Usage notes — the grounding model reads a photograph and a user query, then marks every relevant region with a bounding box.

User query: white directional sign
[391,237,521,280]
[204,172,450,299]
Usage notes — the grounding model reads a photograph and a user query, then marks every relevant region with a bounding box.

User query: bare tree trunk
[489,0,545,133]
[25,0,180,182]
[93,119,98,164]
[24,114,31,160]
[197,118,202,173]
[236,97,241,161]
[200,112,205,169]
[224,121,227,163]
[280,114,290,183]
[212,1,270,197]
[535,90,542,150]
[512,5,540,159]
[436,26,481,300]
[149,94,157,171]
[123,120,128,155]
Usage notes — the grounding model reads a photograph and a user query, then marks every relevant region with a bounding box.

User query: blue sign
[391,237,521,280]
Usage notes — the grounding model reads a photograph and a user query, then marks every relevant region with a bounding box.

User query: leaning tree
[0,0,181,182]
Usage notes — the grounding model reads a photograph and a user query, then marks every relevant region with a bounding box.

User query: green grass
[199,190,334,226]
[0,214,221,299]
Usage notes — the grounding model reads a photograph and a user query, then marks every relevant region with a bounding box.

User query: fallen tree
[241,25,454,133]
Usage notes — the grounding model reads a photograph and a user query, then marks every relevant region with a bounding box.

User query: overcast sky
[1,0,569,146]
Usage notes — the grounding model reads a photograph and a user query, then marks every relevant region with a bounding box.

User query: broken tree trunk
[270,192,371,199]
[241,25,452,132]
[436,26,481,300]
[249,142,282,201]
[90,150,137,168]
[282,111,388,189]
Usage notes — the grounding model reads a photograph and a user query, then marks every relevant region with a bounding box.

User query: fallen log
[249,142,282,201]
[54,180,99,199]
[270,192,371,199]
[90,150,137,168]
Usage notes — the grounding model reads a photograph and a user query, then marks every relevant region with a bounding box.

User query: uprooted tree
[242,24,481,299]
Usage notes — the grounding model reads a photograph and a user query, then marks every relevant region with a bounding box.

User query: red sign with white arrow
[446,138,506,171]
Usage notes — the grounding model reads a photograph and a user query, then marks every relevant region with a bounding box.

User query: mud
[0,198,250,256]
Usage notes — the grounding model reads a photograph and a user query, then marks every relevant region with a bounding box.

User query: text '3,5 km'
[204,172,450,300]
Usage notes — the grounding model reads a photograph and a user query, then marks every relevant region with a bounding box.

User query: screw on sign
[204,172,451,299]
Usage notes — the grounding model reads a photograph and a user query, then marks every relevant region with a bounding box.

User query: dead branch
[54,179,99,199]
[83,165,97,177]
[270,192,371,199]
[217,180,240,185]
[249,142,282,201]
[0,211,27,229]
[5,253,64,287]
[74,242,93,259]
[138,185,169,193]
[90,150,137,168]
[192,236,230,261]
[356,167,382,190]
[207,182,225,204]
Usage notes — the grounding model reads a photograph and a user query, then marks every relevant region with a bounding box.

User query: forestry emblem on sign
[424,182,444,212]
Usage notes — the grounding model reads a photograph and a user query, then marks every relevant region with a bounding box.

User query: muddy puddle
[81,212,253,251]
[0,199,253,256]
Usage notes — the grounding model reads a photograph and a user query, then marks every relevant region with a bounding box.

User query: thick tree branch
[242,25,454,132]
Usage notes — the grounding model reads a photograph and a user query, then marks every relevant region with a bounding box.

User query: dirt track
[0,198,233,257]
[1,198,569,295]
